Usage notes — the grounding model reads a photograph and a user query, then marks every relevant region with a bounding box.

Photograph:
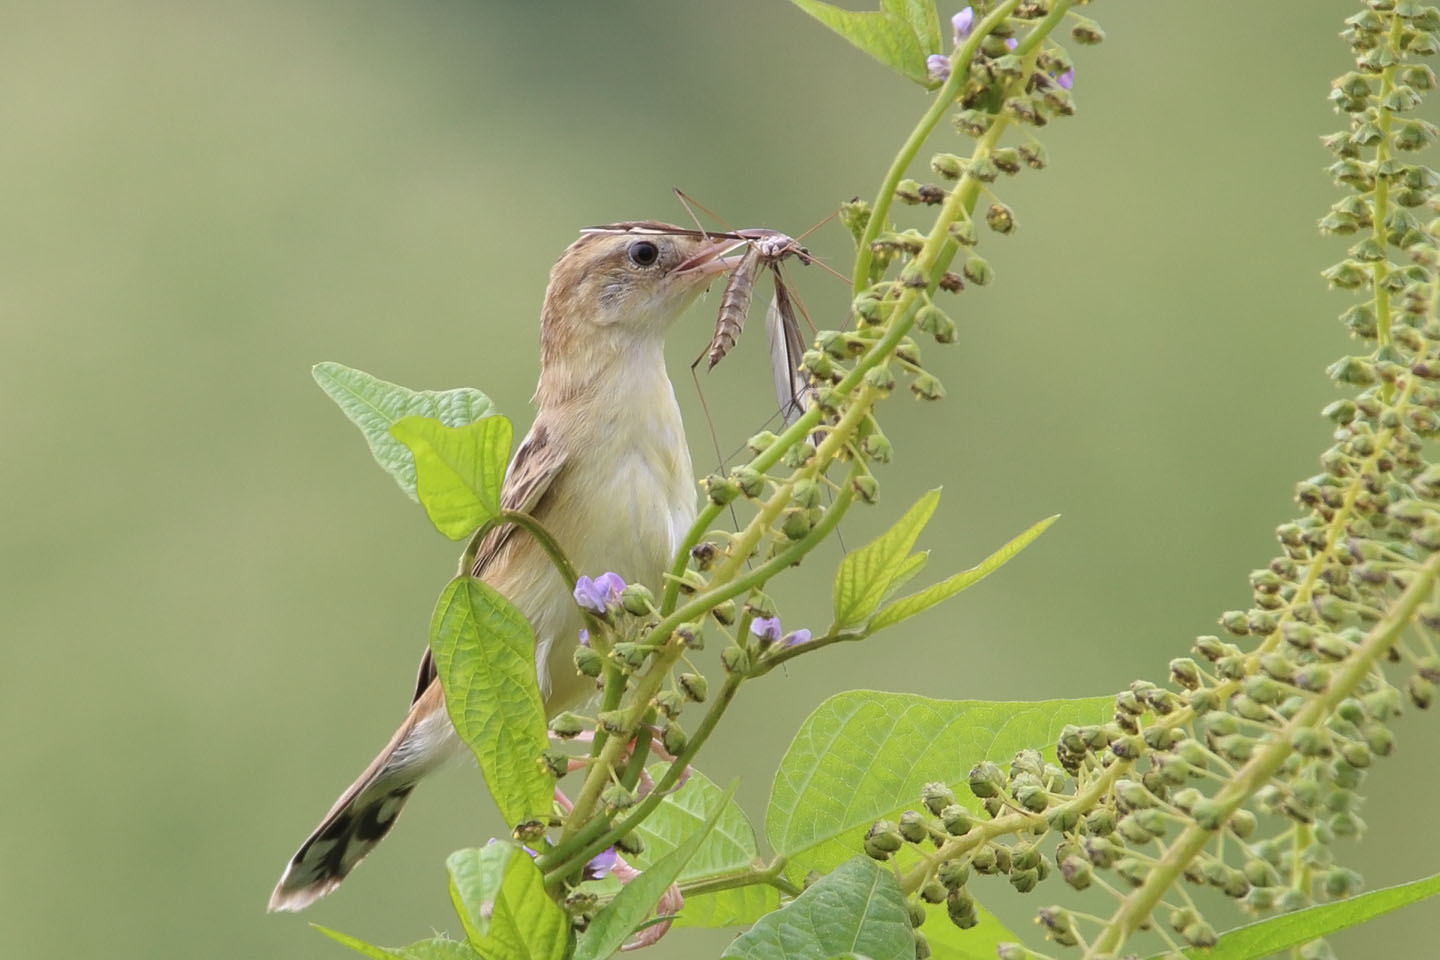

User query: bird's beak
[674,237,744,280]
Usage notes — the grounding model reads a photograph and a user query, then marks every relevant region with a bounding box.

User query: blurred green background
[4,1,1437,957]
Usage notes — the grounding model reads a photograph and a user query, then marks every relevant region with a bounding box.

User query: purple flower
[926,54,951,84]
[1005,37,1018,51]
[750,616,782,645]
[1056,68,1074,90]
[594,571,626,598]
[583,846,619,880]
[578,628,590,647]
[574,572,626,614]
[781,628,813,648]
[952,7,974,40]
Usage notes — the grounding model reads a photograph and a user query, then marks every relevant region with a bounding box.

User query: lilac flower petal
[521,845,540,859]
[926,54,951,84]
[578,628,590,647]
[1057,68,1074,90]
[574,576,607,614]
[750,616,782,644]
[952,7,974,40]
[584,846,619,880]
[781,628,812,648]
[594,571,627,600]
[1005,37,1018,50]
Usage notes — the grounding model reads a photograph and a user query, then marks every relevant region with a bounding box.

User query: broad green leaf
[720,857,913,960]
[574,781,738,960]
[616,767,778,928]
[314,926,479,960]
[390,415,512,540]
[833,489,941,627]
[767,691,1112,878]
[431,577,553,827]
[787,0,930,84]
[1148,869,1440,960]
[447,845,569,960]
[919,901,1024,960]
[881,0,941,54]
[869,515,1058,630]
[312,361,496,501]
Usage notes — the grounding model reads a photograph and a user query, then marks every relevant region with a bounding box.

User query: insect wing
[764,272,811,426]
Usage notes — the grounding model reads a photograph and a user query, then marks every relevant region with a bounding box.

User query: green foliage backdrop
[2,0,1436,957]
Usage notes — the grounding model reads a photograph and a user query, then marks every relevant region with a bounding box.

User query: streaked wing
[410,420,568,703]
[765,272,810,426]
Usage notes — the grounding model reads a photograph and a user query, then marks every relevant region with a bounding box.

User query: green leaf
[446,845,569,960]
[1149,869,1440,960]
[720,857,913,960]
[767,691,1112,878]
[314,927,480,960]
[881,0,941,54]
[574,781,738,960]
[880,550,929,605]
[787,0,930,84]
[312,361,496,501]
[833,488,941,627]
[430,577,553,827]
[390,415,512,540]
[621,767,779,928]
[869,514,1058,630]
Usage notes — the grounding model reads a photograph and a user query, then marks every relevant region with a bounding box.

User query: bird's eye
[627,240,660,267]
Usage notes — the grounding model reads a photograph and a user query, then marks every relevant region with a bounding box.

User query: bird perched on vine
[269,223,731,911]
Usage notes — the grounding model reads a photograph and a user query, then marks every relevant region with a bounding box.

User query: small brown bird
[268,223,732,912]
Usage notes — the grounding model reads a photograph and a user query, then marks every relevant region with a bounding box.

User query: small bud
[940,803,974,836]
[962,254,993,285]
[864,820,904,859]
[899,810,929,844]
[573,644,603,678]
[601,782,637,809]
[910,372,946,401]
[678,672,708,703]
[931,152,965,179]
[721,644,750,675]
[850,473,880,503]
[1070,16,1104,44]
[938,859,970,890]
[653,689,684,719]
[922,782,956,815]
[703,473,740,506]
[968,761,1005,798]
[619,583,654,616]
[985,202,1016,234]
[661,721,687,756]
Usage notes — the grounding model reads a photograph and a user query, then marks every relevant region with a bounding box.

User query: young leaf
[720,857,912,960]
[1149,869,1440,960]
[312,361,496,501]
[787,0,930,85]
[430,577,553,828]
[443,845,569,960]
[869,514,1058,630]
[390,415,512,540]
[573,780,738,960]
[314,926,480,960]
[619,767,778,929]
[766,691,1112,877]
[833,488,941,626]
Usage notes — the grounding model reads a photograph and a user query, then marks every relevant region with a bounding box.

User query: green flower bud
[613,583,651,617]
[602,782,637,810]
[610,642,648,669]
[1084,807,1116,836]
[946,887,978,929]
[940,803,973,836]
[933,857,967,892]
[919,878,947,904]
[653,689,684,719]
[550,711,585,739]
[721,644,750,675]
[1116,857,1148,887]
[921,781,956,815]
[932,152,966,178]
[864,820,904,859]
[948,218,978,246]
[850,473,880,503]
[968,761,1005,798]
[731,466,764,498]
[970,846,998,873]
[962,255,993,286]
[910,372,946,401]
[573,644,603,678]
[1071,16,1105,44]
[1183,920,1217,948]
[985,202,1016,234]
[915,303,958,343]
[676,672,707,703]
[709,598,736,625]
[702,472,740,506]
[899,810,929,844]
[661,721,688,757]
[1008,867,1038,893]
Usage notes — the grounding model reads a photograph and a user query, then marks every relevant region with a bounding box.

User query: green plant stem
[851,0,1024,294]
[676,858,804,900]
[544,479,861,883]
[1084,547,1440,959]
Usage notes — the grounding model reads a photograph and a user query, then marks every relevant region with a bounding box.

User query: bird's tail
[267,685,458,912]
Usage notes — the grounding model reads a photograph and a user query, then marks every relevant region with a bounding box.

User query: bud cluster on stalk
[865,5,1440,958]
